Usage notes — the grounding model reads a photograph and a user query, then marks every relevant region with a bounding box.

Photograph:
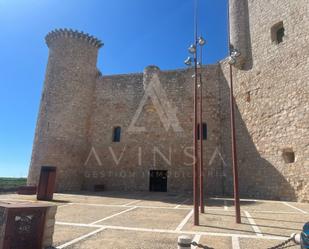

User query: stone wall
[83,65,222,194]
[219,0,309,201]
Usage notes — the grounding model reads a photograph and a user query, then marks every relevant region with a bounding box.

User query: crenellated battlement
[45,28,103,48]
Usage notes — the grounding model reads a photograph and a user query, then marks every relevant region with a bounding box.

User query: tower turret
[229,0,250,68]
[143,65,160,89]
[28,29,103,191]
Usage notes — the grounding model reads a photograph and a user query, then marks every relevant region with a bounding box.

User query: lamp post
[198,37,205,214]
[185,36,206,225]
[228,48,242,224]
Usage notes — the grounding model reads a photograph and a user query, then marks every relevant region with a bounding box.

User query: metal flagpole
[227,0,241,224]
[193,0,199,226]
[199,46,205,214]
[184,0,207,225]
[229,64,241,224]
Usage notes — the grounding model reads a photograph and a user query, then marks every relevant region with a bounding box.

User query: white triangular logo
[127,74,183,133]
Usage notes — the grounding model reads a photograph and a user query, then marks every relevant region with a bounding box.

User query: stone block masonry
[219,0,309,202]
[28,0,308,202]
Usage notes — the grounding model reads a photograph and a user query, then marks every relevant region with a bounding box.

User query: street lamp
[198,36,206,46]
[228,56,236,65]
[231,48,241,58]
[184,57,193,66]
[188,44,197,54]
[228,48,241,65]
[184,35,207,225]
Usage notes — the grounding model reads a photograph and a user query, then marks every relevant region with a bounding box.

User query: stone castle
[28,0,309,202]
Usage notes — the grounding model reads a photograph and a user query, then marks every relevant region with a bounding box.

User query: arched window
[113,126,121,142]
[197,123,207,140]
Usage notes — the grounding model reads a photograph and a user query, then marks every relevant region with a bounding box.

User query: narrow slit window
[271,21,285,44]
[276,27,285,43]
[113,126,121,142]
[197,123,207,140]
[282,148,295,163]
[246,91,251,102]
[202,123,207,140]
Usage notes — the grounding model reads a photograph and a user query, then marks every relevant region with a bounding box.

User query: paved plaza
[1,192,308,248]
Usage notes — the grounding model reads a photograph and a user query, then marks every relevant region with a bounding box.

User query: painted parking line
[90,206,137,225]
[56,201,300,214]
[66,202,129,208]
[68,202,192,210]
[224,200,229,211]
[134,205,192,210]
[54,193,83,198]
[106,225,286,240]
[283,202,308,214]
[232,236,240,249]
[123,200,141,206]
[71,202,234,212]
[56,221,102,228]
[71,202,303,213]
[56,221,287,241]
[56,227,106,249]
[250,210,299,214]
[211,197,258,202]
[58,203,74,208]
[174,198,190,209]
[244,210,263,237]
[191,234,201,249]
[175,209,194,231]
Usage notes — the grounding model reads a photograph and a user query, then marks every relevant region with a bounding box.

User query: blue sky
[0,0,228,177]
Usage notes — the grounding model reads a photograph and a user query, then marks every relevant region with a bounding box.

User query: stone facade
[28,0,308,202]
[83,65,222,193]
[219,0,309,202]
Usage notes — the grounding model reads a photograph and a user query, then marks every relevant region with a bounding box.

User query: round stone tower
[27,29,103,191]
[229,0,250,68]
